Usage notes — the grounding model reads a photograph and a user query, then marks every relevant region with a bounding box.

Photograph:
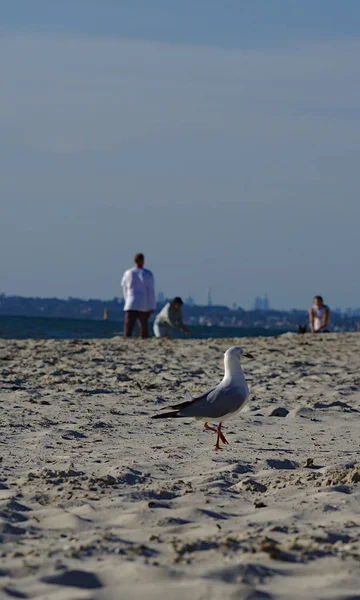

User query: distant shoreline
[0,314,290,340]
[1,295,359,332]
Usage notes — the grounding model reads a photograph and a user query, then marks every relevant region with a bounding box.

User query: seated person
[309,295,330,333]
[153,297,189,338]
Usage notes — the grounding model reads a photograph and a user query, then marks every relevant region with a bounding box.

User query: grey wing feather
[168,387,216,411]
[180,384,248,419]
[189,386,217,402]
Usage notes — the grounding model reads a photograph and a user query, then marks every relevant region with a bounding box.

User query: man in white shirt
[121,253,156,338]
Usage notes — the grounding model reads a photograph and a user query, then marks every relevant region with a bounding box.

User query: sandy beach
[1,333,360,599]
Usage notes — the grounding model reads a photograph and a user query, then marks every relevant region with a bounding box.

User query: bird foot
[205,422,229,449]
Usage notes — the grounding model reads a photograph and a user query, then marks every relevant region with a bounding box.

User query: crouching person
[153,297,189,338]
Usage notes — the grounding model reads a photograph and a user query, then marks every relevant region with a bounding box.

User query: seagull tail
[151,411,182,419]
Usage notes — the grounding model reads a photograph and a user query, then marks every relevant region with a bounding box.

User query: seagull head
[225,346,254,361]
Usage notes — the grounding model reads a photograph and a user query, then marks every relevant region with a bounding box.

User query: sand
[1,333,360,599]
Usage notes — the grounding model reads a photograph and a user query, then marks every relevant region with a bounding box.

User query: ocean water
[0,315,289,340]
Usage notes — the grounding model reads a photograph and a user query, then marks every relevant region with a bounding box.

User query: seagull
[152,346,253,450]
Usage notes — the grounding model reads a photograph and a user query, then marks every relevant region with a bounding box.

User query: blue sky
[2,1,360,46]
[1,1,359,308]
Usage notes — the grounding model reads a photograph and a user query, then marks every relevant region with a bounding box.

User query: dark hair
[172,297,183,306]
[314,295,323,303]
[134,253,144,265]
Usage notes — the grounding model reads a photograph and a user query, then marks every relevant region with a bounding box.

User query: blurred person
[154,297,189,338]
[309,295,330,334]
[121,253,156,338]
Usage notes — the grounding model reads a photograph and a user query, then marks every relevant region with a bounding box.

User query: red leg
[204,422,229,450]
[214,427,221,450]
[217,423,229,446]
[214,423,229,450]
[204,421,217,433]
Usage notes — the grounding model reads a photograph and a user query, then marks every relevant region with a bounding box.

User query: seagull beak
[244,353,254,359]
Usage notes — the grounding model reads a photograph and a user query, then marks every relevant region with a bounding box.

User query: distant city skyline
[141,290,360,314]
[2,290,360,316]
[2,292,360,331]
[1,1,359,309]
[0,287,354,312]
[254,295,270,312]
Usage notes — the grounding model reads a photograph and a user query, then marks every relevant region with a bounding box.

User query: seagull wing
[179,383,249,420]
[167,387,216,411]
